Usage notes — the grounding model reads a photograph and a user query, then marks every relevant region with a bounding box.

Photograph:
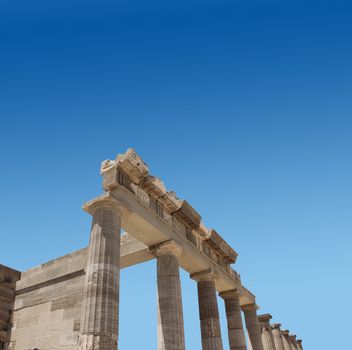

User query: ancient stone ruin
[0,148,303,350]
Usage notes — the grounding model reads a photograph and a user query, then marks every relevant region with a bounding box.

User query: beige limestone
[6,234,156,350]
[0,148,304,350]
[11,272,84,350]
[271,324,284,350]
[288,335,298,350]
[80,194,124,350]
[219,289,247,350]
[281,331,292,350]
[107,174,252,303]
[101,148,149,186]
[0,265,20,347]
[242,304,264,350]
[153,241,185,350]
[100,149,247,298]
[258,314,276,350]
[191,269,224,350]
[296,339,303,350]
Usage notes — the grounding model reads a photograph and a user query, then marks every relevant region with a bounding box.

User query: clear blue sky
[1,1,351,349]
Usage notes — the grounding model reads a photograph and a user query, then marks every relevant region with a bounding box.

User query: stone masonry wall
[0,265,21,348]
[9,249,87,350]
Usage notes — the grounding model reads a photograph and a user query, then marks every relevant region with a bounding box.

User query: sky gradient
[1,1,351,349]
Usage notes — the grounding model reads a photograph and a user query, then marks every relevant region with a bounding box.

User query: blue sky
[1,1,351,349]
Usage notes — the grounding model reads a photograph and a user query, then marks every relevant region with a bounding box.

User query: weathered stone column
[153,241,185,350]
[289,335,298,350]
[242,304,264,350]
[258,314,276,350]
[296,340,303,350]
[191,269,224,350]
[281,331,292,350]
[219,289,247,350]
[80,193,125,350]
[270,324,284,350]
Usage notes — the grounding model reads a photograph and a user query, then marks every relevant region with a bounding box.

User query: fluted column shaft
[80,195,123,350]
[271,324,284,350]
[296,340,303,350]
[219,290,247,350]
[242,305,264,350]
[261,328,276,350]
[154,241,185,350]
[289,336,298,350]
[258,315,276,350]
[191,270,224,350]
[281,331,292,350]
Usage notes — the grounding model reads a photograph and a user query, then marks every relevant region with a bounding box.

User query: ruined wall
[0,265,21,349]
[9,249,87,350]
[0,232,151,350]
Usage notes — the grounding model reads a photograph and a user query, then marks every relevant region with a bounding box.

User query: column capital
[296,340,302,345]
[218,288,241,300]
[258,313,272,323]
[83,192,128,216]
[151,240,183,257]
[281,330,289,336]
[241,303,260,312]
[289,335,297,343]
[190,268,217,282]
[271,323,282,330]
[258,313,273,331]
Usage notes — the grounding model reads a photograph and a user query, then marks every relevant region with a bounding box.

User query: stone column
[289,335,298,350]
[191,269,224,350]
[242,304,264,350]
[271,324,284,350]
[296,340,303,350]
[258,314,276,350]
[153,241,185,350]
[219,289,247,350]
[281,331,292,350]
[80,193,125,350]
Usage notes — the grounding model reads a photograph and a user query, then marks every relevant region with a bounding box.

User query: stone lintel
[190,268,217,282]
[241,303,260,312]
[195,222,209,239]
[219,288,241,300]
[151,240,183,258]
[205,229,238,264]
[139,175,166,198]
[82,192,128,216]
[173,200,201,229]
[100,148,149,189]
[102,151,257,304]
[118,148,148,182]
[271,323,282,330]
[158,191,182,213]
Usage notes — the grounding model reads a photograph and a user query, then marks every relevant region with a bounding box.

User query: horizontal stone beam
[109,185,255,305]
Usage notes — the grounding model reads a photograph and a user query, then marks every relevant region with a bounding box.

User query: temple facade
[0,148,304,350]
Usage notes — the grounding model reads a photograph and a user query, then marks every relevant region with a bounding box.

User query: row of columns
[79,196,303,350]
[258,317,304,350]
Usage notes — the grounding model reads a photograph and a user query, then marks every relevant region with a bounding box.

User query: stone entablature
[100,148,239,283]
